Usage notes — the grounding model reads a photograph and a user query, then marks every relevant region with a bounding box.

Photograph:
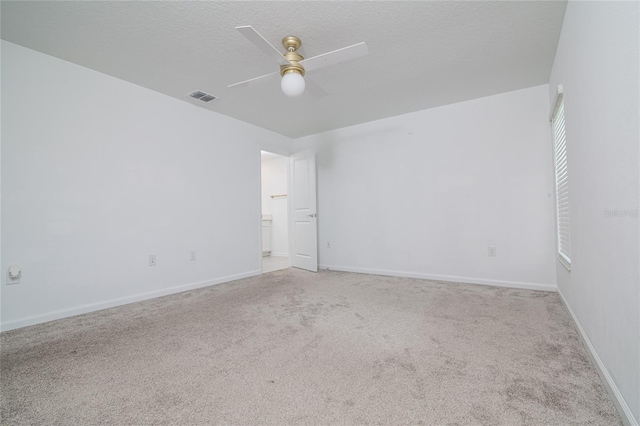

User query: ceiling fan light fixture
[229,26,368,99]
[281,70,305,97]
[280,36,305,97]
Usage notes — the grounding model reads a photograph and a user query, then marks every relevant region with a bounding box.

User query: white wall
[295,85,557,291]
[1,41,292,330]
[261,155,289,256]
[548,2,639,423]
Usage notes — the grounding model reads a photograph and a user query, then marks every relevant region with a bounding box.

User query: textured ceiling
[1,1,566,138]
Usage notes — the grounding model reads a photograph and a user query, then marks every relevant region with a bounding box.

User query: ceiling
[1,1,567,139]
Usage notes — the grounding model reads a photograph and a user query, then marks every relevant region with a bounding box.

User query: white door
[290,150,318,272]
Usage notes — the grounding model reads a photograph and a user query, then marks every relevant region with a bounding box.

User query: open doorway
[260,150,290,273]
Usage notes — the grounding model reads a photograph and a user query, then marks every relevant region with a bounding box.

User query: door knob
[306,213,317,218]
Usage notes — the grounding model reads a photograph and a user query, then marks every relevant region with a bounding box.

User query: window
[551,86,571,269]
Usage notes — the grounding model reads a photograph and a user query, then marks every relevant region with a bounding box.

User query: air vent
[187,90,218,103]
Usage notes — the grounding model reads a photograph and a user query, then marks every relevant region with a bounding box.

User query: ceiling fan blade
[300,42,369,72]
[305,76,329,99]
[228,71,279,89]
[236,26,291,66]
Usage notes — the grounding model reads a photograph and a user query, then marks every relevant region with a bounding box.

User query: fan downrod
[280,36,305,77]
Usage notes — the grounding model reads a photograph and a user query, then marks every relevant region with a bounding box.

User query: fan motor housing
[280,50,305,77]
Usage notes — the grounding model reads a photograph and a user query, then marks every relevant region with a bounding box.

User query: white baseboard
[557,288,637,426]
[318,264,557,292]
[270,252,288,257]
[0,270,262,332]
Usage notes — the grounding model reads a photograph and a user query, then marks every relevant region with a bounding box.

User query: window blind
[552,98,571,267]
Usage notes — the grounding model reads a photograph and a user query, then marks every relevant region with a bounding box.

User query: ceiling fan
[228,26,369,98]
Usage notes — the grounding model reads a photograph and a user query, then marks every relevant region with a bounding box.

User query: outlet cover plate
[6,272,20,285]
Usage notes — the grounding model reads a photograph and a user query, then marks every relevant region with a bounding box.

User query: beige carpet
[1,269,621,425]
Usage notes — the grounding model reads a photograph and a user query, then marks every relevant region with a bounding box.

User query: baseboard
[270,252,288,257]
[318,264,557,292]
[557,288,638,426]
[0,270,262,332]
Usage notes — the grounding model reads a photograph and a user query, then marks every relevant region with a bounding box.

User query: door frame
[258,147,292,273]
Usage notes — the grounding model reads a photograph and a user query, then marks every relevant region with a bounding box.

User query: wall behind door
[294,84,556,290]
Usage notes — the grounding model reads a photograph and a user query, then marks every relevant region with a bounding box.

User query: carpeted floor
[1,269,621,425]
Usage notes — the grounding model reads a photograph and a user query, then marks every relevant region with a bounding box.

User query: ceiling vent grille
[188,90,218,103]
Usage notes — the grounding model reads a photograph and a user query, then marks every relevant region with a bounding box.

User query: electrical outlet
[149,255,157,266]
[190,250,197,261]
[488,246,496,257]
[327,241,331,249]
